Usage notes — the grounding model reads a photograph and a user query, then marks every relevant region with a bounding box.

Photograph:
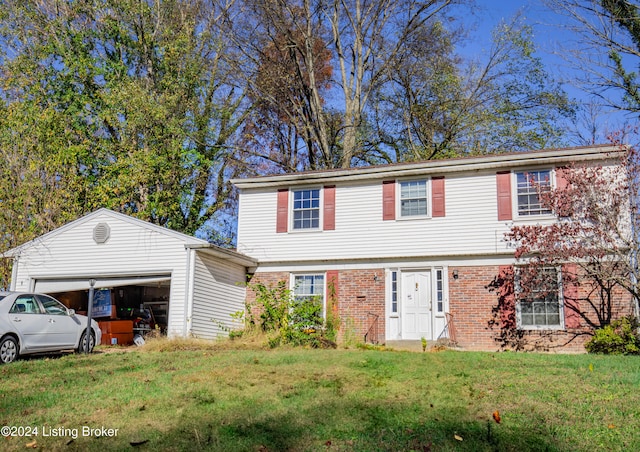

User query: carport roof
[3,208,255,266]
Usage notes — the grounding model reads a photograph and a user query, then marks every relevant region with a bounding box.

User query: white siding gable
[9,209,206,337]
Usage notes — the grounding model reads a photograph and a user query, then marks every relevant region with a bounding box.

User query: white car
[0,292,102,364]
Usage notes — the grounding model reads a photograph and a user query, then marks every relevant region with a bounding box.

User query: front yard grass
[0,342,638,451]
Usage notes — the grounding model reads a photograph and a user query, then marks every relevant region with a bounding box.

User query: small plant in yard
[241,280,337,348]
[585,316,640,355]
[421,337,427,352]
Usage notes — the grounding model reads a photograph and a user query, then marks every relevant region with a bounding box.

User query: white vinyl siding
[190,253,247,339]
[237,172,516,262]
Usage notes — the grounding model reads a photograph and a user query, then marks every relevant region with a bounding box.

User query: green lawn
[0,342,639,451]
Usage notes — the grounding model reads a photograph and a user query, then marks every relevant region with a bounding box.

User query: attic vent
[93,223,111,244]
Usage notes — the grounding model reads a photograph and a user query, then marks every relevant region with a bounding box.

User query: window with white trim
[516,170,552,216]
[435,269,444,313]
[293,274,325,302]
[391,271,398,314]
[292,189,320,230]
[516,266,563,329]
[292,274,325,330]
[400,180,427,217]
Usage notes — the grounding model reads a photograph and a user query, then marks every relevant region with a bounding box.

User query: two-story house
[233,145,630,351]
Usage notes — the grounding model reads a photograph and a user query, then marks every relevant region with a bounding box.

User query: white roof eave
[231,145,625,189]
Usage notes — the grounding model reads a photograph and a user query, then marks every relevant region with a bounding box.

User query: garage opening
[34,276,170,346]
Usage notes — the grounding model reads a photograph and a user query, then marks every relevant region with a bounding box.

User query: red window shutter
[326,270,339,304]
[562,264,581,328]
[276,189,289,233]
[556,167,568,190]
[498,265,516,329]
[496,172,512,221]
[382,180,395,221]
[323,185,336,231]
[432,176,445,217]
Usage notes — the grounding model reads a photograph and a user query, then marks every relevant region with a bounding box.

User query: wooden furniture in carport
[98,320,134,345]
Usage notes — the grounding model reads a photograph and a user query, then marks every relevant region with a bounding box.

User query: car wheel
[0,336,19,364]
[77,331,95,354]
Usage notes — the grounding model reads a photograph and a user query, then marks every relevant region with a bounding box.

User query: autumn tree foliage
[241,4,336,172]
[491,142,640,349]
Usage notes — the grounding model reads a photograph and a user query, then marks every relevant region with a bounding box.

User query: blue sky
[458,0,635,143]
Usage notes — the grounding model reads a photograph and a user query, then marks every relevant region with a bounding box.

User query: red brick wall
[244,269,386,344]
[244,272,289,323]
[449,265,635,353]
[448,265,500,350]
[246,266,634,353]
[336,269,386,344]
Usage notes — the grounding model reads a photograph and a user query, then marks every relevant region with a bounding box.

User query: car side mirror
[68,309,75,316]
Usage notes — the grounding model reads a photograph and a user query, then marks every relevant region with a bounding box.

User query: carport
[4,209,255,342]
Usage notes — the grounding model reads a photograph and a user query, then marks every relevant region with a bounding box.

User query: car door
[37,295,80,349]
[8,295,50,351]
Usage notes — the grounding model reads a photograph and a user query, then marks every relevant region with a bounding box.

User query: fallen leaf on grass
[25,440,37,448]
[454,434,463,441]
[589,363,594,372]
[608,424,616,429]
[493,410,501,424]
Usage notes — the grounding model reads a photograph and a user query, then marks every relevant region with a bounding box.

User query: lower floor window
[292,274,325,329]
[293,274,325,302]
[517,266,563,329]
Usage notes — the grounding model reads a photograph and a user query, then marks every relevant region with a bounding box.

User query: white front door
[401,271,432,340]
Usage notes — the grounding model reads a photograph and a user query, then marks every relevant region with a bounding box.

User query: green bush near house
[240,280,337,348]
[585,316,640,355]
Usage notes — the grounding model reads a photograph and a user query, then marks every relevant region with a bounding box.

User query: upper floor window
[292,189,320,230]
[400,180,427,217]
[516,170,552,216]
[516,266,563,329]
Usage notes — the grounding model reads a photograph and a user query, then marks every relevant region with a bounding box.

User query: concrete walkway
[385,340,429,352]
[385,339,459,352]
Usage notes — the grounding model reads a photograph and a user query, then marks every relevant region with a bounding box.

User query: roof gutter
[232,145,625,189]
[185,244,257,268]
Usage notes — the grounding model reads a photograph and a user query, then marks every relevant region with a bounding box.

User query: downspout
[9,255,19,291]
[183,247,197,338]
